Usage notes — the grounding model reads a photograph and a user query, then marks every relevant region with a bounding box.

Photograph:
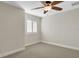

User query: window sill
[25,32,38,35]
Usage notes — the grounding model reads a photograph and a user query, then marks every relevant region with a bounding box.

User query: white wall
[41,8,79,49]
[0,2,25,56]
[25,14,41,46]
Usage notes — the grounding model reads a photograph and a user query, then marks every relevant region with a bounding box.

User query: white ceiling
[3,1,79,17]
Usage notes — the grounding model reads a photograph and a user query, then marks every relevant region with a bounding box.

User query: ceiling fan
[31,1,64,14]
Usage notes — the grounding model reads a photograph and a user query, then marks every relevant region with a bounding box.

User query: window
[26,20,32,32]
[25,20,37,33]
[33,21,37,32]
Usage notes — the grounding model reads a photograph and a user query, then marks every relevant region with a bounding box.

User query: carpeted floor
[4,43,79,58]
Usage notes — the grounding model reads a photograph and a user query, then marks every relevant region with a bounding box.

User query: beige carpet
[4,43,79,58]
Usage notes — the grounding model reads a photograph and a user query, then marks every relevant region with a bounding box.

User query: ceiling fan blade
[31,7,44,10]
[52,6,63,11]
[51,1,63,5]
[44,10,48,14]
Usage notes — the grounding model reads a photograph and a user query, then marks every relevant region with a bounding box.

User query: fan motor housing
[45,1,51,4]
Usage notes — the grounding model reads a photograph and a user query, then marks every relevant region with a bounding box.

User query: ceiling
[3,1,79,17]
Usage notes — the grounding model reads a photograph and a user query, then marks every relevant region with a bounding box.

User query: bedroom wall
[0,2,25,56]
[25,14,41,46]
[41,8,79,50]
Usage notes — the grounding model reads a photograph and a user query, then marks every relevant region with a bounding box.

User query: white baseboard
[0,47,25,57]
[42,41,79,51]
[25,41,40,47]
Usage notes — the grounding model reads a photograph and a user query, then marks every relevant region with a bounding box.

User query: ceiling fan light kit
[43,6,51,11]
